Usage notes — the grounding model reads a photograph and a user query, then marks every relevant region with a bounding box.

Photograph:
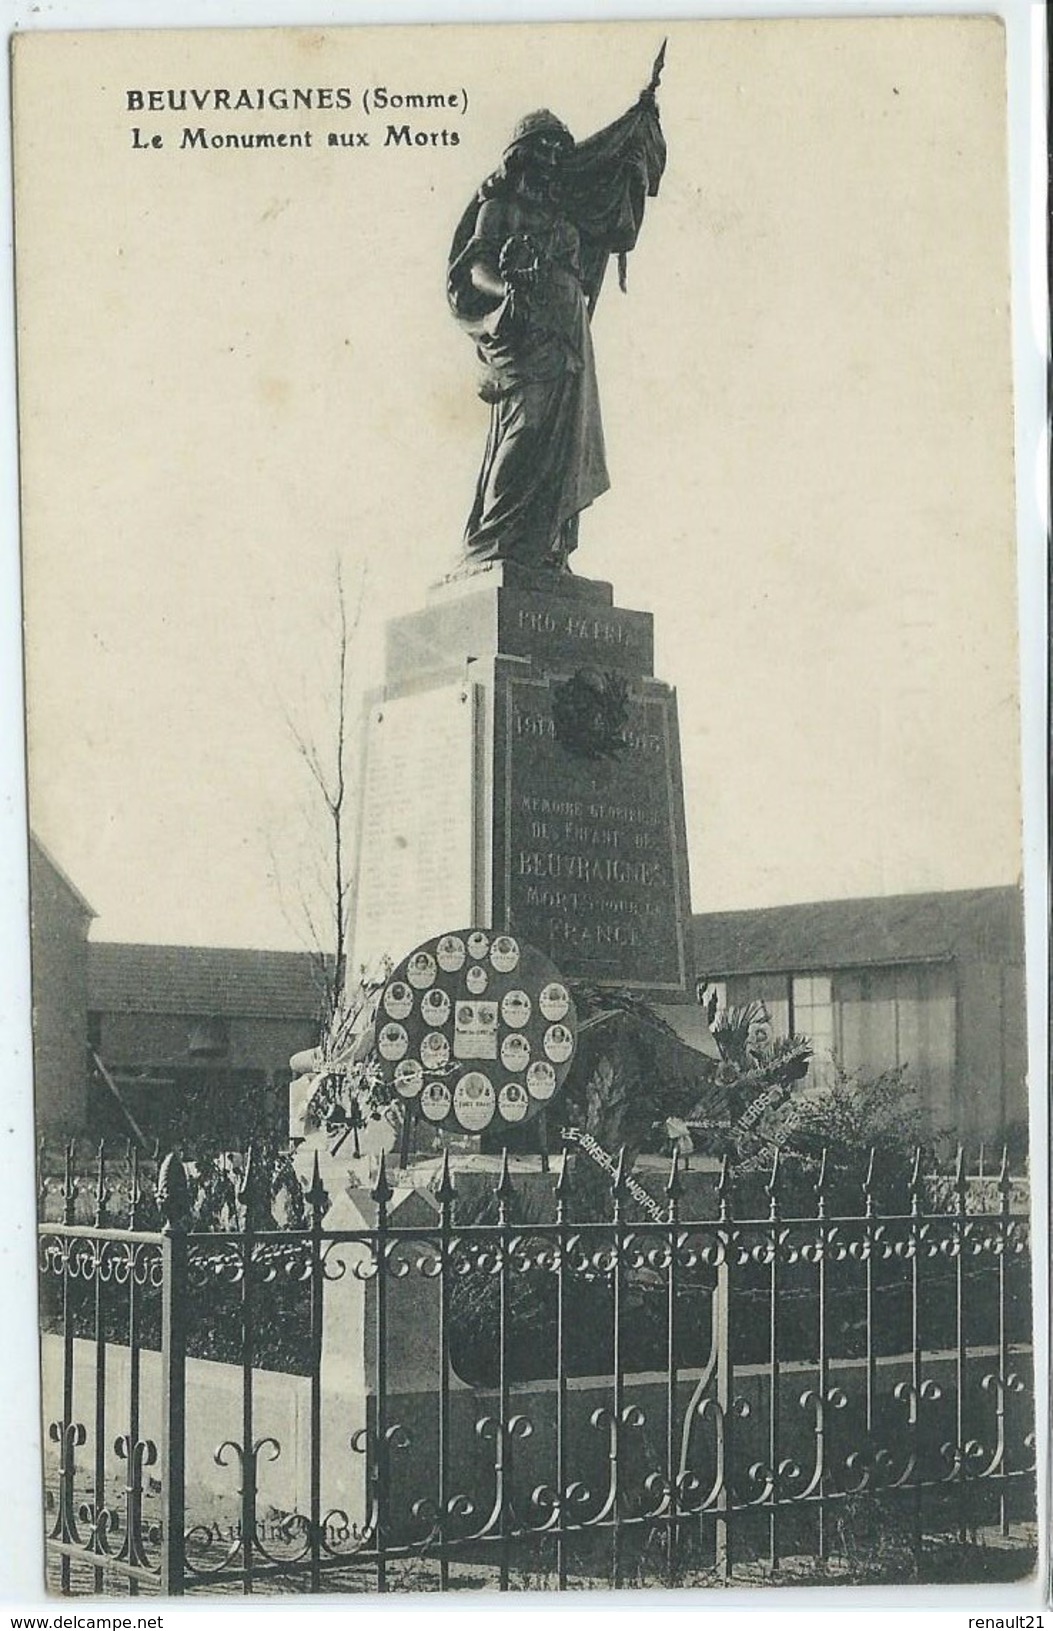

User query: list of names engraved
[352,682,475,974]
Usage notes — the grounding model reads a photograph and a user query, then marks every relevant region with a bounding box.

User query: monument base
[350,567,694,1002]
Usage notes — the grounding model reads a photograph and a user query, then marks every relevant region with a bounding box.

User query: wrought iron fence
[38,1139,1034,1595]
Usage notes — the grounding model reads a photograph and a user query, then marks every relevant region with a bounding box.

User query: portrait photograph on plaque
[7,8,1045,1607]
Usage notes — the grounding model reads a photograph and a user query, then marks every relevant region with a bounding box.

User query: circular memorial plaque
[526,1059,557,1101]
[383,981,414,1021]
[376,929,578,1134]
[421,987,452,1028]
[453,1071,496,1131]
[498,1082,529,1123]
[394,1058,424,1097]
[378,1022,409,1062]
[437,934,466,972]
[421,1081,452,1122]
[501,989,531,1028]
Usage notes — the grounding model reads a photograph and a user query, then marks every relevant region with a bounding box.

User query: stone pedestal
[350,563,694,1002]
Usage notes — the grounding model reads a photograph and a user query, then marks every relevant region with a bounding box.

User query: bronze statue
[447,48,666,573]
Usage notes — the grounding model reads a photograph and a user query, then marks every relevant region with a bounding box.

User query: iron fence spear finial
[953,1143,967,1207]
[717,1150,733,1222]
[436,1146,456,1207]
[128,1141,142,1229]
[815,1146,828,1217]
[239,1142,270,1232]
[665,1144,683,1203]
[305,1150,329,1223]
[765,1144,781,1209]
[611,1144,628,1202]
[94,1139,111,1229]
[62,1138,78,1225]
[371,1149,394,1209]
[495,1146,514,1212]
[997,1142,1010,1193]
[909,1145,923,1216]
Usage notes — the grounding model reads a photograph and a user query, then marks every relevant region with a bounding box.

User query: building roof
[693,886,1024,979]
[30,833,96,919]
[88,942,323,1019]
[86,887,1024,1021]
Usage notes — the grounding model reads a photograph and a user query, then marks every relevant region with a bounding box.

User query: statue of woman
[447,59,666,572]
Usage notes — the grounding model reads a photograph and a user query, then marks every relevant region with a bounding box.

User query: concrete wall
[42,1336,1032,1547]
[41,1337,367,1530]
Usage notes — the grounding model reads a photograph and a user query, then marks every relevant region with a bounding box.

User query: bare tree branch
[275,555,369,1039]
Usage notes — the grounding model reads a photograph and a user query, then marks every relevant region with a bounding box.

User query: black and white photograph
[6,8,1046,1606]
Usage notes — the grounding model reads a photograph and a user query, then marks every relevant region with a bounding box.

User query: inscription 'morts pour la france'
[497,675,688,992]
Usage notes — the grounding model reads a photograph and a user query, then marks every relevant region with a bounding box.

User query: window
[791,974,835,1086]
[696,979,727,1018]
[729,974,789,1042]
[187,1017,230,1059]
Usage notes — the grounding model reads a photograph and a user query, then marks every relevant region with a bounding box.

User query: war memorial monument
[350,49,696,1058]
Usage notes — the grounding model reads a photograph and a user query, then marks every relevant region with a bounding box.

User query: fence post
[56,1139,81,1597]
[907,1145,924,1563]
[306,1152,329,1594]
[158,1152,189,1597]
[495,1149,514,1594]
[953,1144,969,1545]
[765,1146,782,1574]
[436,1149,456,1593]
[815,1148,829,1562]
[713,1153,732,1582]
[555,1150,571,1592]
[372,1151,393,1594]
[91,1141,111,1595]
[664,1148,682,1584]
[996,1145,1011,1536]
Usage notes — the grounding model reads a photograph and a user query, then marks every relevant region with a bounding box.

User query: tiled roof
[692,886,1024,979]
[86,887,1023,1021]
[88,942,323,1019]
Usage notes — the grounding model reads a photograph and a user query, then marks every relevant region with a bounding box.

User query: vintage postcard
[11,14,1043,1603]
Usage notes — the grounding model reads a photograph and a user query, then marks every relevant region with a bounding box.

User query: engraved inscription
[501,679,687,990]
[516,606,642,651]
[353,683,475,974]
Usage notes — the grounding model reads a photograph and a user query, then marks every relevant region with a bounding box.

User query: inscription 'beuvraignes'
[516,853,664,885]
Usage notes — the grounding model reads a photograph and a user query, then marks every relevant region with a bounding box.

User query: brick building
[86,942,323,1147]
[28,835,95,1135]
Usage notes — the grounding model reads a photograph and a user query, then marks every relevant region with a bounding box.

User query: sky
[13,14,1030,952]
